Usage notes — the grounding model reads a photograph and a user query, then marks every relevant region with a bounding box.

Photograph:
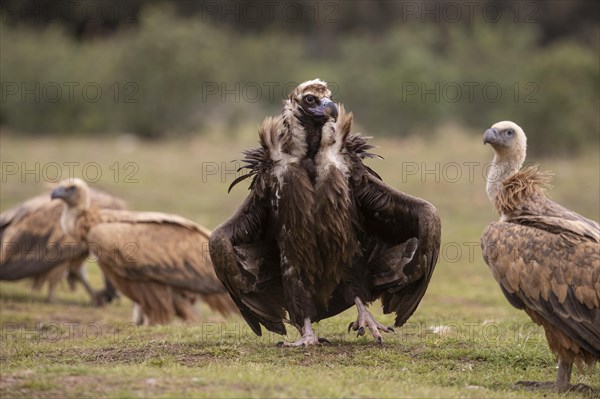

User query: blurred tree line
[1,0,598,155]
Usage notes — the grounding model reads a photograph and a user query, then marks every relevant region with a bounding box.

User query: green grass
[0,127,599,398]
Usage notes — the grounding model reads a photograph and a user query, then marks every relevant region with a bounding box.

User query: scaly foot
[348,297,394,345]
[276,317,331,347]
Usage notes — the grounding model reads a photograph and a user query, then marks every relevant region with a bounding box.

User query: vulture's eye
[506,129,514,136]
[67,186,76,192]
[304,95,316,105]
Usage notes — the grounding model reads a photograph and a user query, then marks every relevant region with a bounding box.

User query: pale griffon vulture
[1,188,125,304]
[51,178,238,325]
[481,121,599,392]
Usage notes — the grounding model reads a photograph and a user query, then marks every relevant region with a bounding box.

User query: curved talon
[347,322,355,333]
[317,337,331,345]
[350,298,396,344]
[276,341,284,348]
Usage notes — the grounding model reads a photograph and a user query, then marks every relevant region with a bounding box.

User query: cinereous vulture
[1,188,125,304]
[210,79,441,346]
[481,121,599,392]
[51,178,238,325]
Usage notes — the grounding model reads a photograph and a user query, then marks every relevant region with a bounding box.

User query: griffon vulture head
[483,121,527,167]
[483,121,529,202]
[51,178,91,210]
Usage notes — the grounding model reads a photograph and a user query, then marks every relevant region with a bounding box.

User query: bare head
[483,121,528,202]
[51,178,91,210]
[483,121,527,168]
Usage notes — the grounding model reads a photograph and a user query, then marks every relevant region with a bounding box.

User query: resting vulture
[51,178,238,325]
[210,79,441,346]
[0,188,124,304]
[480,121,599,392]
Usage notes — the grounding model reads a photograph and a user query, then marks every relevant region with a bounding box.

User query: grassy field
[0,126,599,398]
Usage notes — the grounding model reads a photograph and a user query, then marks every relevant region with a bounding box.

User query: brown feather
[86,211,238,324]
[52,179,238,325]
[211,81,441,338]
[313,106,359,307]
[0,187,125,302]
[494,165,552,214]
[482,161,600,376]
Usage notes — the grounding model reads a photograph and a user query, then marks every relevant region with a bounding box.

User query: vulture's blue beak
[483,128,498,145]
[310,98,338,121]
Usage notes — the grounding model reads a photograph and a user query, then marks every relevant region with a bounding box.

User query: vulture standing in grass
[0,188,125,304]
[51,178,238,325]
[210,79,441,346]
[481,121,599,392]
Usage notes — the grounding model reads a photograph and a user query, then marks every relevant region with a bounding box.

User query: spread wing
[209,191,286,336]
[0,188,125,280]
[210,117,287,336]
[353,173,442,327]
[481,221,600,356]
[88,210,227,295]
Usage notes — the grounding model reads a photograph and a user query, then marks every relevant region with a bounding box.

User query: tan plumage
[0,188,126,303]
[481,121,599,392]
[51,178,238,325]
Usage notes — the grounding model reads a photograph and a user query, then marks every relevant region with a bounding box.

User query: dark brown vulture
[210,79,441,346]
[51,178,238,325]
[0,187,125,304]
[480,121,599,392]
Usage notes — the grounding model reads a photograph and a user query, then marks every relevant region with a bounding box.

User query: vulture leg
[554,358,593,393]
[94,275,120,306]
[556,358,573,392]
[39,263,69,303]
[515,358,593,393]
[44,279,59,303]
[348,297,394,345]
[277,318,330,347]
[67,265,99,304]
[132,303,147,326]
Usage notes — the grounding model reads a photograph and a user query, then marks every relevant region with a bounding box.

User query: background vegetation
[0,1,599,397]
[1,0,599,154]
